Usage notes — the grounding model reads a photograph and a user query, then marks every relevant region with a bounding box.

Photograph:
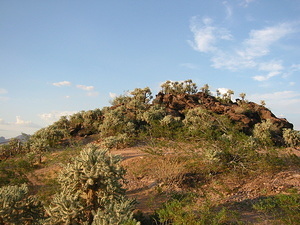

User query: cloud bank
[189,17,297,82]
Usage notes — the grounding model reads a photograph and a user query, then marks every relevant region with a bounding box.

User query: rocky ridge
[154,92,293,135]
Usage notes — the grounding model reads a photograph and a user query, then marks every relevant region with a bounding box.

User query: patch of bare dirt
[113,146,300,223]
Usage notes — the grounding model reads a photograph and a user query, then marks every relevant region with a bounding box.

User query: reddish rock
[154,92,293,135]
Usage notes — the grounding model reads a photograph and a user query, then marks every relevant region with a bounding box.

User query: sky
[0,0,299,138]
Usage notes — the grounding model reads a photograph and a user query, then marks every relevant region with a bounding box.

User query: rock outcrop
[154,92,293,134]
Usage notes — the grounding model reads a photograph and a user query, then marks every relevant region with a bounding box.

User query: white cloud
[0,88,8,94]
[253,71,281,81]
[291,64,300,71]
[0,117,41,138]
[0,96,9,101]
[289,82,295,86]
[87,91,99,97]
[190,20,296,84]
[217,88,230,95]
[0,118,7,125]
[0,116,39,127]
[109,92,118,99]
[212,53,256,71]
[76,84,94,91]
[238,23,293,60]
[52,81,72,87]
[249,91,300,121]
[188,17,233,54]
[240,0,255,7]
[249,91,300,101]
[253,61,283,81]
[258,61,284,72]
[223,1,233,19]
[15,116,33,126]
[39,111,78,124]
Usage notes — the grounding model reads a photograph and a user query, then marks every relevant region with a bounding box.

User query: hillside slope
[0,80,299,224]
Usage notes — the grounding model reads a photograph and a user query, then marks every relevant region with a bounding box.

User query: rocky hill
[0,80,299,224]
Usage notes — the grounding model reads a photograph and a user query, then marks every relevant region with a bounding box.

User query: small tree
[0,184,44,224]
[46,144,139,225]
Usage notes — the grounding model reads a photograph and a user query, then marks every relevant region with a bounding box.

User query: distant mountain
[15,133,31,142]
[0,133,30,144]
[0,136,9,144]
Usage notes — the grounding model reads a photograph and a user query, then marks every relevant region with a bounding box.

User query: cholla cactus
[160,115,182,127]
[101,133,130,149]
[140,105,166,124]
[46,144,138,225]
[253,119,274,146]
[0,184,44,224]
[160,80,198,95]
[183,108,214,132]
[92,196,140,225]
[283,128,300,147]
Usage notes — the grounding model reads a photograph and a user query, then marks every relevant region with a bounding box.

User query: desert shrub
[45,144,139,225]
[283,128,300,147]
[101,133,131,149]
[183,108,234,139]
[99,106,136,137]
[140,105,166,124]
[142,114,184,140]
[253,191,300,224]
[0,138,29,159]
[0,183,45,224]
[156,195,238,225]
[156,198,198,225]
[160,115,182,128]
[64,109,104,136]
[0,159,30,187]
[202,133,261,174]
[30,126,68,151]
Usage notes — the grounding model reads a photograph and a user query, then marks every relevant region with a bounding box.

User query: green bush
[156,195,239,225]
[253,191,300,224]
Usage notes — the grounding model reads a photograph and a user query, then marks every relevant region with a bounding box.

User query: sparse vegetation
[0,80,299,224]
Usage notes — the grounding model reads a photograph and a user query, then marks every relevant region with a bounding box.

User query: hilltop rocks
[154,92,293,134]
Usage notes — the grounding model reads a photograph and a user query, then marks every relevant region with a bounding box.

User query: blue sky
[1,0,299,138]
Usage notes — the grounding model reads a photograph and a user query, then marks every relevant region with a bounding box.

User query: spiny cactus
[0,184,44,224]
[283,128,300,147]
[253,119,275,146]
[46,144,139,225]
[160,80,198,95]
